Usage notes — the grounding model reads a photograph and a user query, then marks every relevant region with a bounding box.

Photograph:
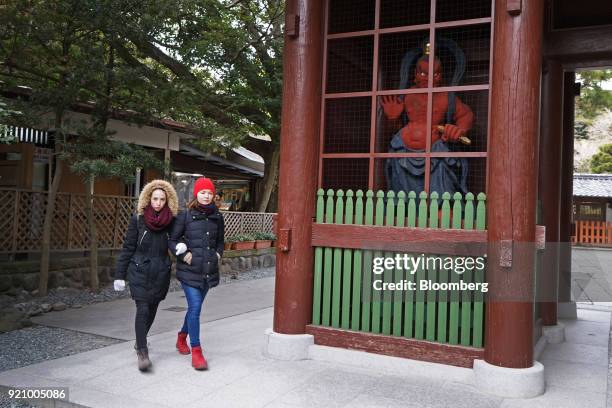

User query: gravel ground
[0,326,123,373]
[2,267,276,320]
[220,266,275,284]
[0,394,33,408]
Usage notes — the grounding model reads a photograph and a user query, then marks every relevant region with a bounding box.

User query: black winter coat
[169,208,224,290]
[114,215,173,303]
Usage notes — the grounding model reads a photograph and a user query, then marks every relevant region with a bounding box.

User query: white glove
[113,279,126,291]
[176,243,187,256]
[216,252,221,260]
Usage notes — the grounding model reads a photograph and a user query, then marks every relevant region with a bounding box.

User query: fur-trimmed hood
[137,179,179,216]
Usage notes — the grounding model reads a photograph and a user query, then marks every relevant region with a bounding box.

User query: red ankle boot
[176,332,190,355]
[191,346,208,370]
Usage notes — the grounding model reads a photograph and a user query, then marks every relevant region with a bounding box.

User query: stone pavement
[0,268,610,407]
[28,276,275,340]
[572,247,612,305]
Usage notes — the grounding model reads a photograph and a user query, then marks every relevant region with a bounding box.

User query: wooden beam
[171,151,254,180]
[545,26,612,61]
[305,325,484,368]
[538,60,563,325]
[312,223,487,256]
[561,58,612,71]
[558,72,576,304]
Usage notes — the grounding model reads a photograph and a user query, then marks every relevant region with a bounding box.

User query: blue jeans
[180,282,209,347]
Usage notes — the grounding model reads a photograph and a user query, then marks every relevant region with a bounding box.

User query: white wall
[40,111,185,151]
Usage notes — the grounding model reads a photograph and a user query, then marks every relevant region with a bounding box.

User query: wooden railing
[572,220,612,246]
[311,189,487,348]
[0,188,276,254]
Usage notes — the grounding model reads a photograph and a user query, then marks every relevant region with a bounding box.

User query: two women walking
[113,177,223,372]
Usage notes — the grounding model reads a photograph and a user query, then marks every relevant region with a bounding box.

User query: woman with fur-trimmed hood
[114,179,179,372]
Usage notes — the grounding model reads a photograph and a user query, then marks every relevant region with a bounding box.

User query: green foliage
[1,0,283,204]
[253,231,275,240]
[576,70,612,121]
[118,0,285,152]
[591,143,612,174]
[574,119,591,140]
[0,0,172,178]
[230,232,276,242]
[234,233,256,242]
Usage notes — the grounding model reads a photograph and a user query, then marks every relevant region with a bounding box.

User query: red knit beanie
[193,177,215,198]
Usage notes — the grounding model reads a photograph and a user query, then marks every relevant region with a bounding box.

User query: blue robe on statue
[385,131,468,196]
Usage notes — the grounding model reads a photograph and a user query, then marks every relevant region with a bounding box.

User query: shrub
[234,233,255,242]
[253,232,276,240]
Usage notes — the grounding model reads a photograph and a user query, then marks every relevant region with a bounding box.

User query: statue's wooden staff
[436,125,471,145]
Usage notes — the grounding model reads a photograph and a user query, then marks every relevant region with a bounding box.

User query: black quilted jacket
[114,215,173,303]
[169,208,225,289]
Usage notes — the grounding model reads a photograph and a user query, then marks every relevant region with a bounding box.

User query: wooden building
[269,0,612,398]
[0,114,265,259]
[573,174,612,222]
[0,112,264,200]
[572,173,612,245]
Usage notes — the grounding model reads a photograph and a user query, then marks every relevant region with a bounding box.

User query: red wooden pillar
[559,72,576,305]
[538,60,563,326]
[273,0,324,334]
[485,0,545,368]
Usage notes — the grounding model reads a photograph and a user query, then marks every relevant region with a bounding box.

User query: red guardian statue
[382,39,474,196]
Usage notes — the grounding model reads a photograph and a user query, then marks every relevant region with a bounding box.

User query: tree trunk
[256,143,280,212]
[86,178,99,291]
[38,112,64,296]
[38,157,63,296]
[267,183,278,213]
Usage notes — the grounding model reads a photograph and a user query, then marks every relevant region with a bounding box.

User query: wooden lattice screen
[0,189,276,254]
[1,189,137,254]
[222,211,276,238]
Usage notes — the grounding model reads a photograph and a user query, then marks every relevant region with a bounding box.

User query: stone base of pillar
[263,328,313,361]
[473,360,545,398]
[533,336,547,361]
[542,322,566,344]
[558,301,577,319]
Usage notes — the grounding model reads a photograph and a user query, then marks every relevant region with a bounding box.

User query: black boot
[136,348,152,372]
[134,342,151,350]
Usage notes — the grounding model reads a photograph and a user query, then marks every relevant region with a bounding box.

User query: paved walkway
[573,247,612,306]
[0,307,608,408]
[29,276,275,340]
[0,250,611,408]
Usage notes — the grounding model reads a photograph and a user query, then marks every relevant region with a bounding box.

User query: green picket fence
[312,189,487,348]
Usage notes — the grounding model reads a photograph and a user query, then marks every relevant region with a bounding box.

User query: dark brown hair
[186,198,198,209]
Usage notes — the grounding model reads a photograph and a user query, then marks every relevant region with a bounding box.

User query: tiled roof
[573,173,612,198]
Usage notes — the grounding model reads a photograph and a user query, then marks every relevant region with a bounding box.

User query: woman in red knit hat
[169,177,224,370]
